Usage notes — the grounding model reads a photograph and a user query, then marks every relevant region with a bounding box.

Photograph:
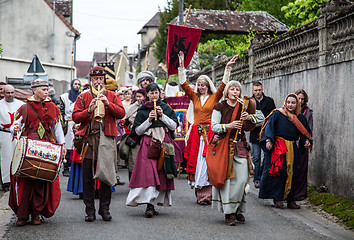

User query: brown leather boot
[273,199,285,208]
[16,218,28,226]
[31,215,42,225]
[287,201,300,209]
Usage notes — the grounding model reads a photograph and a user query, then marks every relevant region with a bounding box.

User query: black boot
[1,182,10,192]
[62,161,70,177]
[63,150,71,177]
[145,204,158,218]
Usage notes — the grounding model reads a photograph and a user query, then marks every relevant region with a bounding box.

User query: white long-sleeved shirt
[10,116,65,144]
[211,109,265,133]
[135,114,177,136]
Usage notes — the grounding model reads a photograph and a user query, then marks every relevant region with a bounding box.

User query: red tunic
[184,124,214,175]
[8,98,61,219]
[72,90,125,137]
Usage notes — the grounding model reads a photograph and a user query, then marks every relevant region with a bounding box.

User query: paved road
[1,169,353,240]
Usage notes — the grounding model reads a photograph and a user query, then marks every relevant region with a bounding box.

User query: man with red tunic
[72,66,125,222]
[10,79,66,226]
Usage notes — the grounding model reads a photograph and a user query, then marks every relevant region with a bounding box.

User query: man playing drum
[10,78,66,226]
[72,66,125,222]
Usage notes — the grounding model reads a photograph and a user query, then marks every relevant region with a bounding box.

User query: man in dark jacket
[250,81,276,188]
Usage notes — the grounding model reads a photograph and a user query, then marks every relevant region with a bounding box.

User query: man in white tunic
[0,82,6,100]
[0,85,24,191]
[60,79,81,176]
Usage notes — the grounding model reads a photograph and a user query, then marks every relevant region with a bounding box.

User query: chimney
[123,46,128,55]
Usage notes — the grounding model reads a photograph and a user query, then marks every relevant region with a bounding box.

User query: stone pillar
[318,14,328,67]
[248,48,255,82]
[211,65,216,84]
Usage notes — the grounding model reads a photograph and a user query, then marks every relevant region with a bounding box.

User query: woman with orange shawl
[258,94,312,209]
[178,51,238,205]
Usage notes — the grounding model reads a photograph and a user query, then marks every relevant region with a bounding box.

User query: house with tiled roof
[0,0,80,96]
[76,61,91,85]
[92,52,118,66]
[137,12,160,72]
[114,47,137,87]
[170,9,288,35]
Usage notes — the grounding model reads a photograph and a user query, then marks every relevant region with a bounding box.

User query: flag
[98,62,115,82]
[166,24,202,76]
[98,62,118,90]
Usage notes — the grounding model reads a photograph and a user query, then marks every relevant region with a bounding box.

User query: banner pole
[70,40,74,82]
[144,51,149,70]
[163,74,169,91]
[184,5,192,26]
[116,53,124,85]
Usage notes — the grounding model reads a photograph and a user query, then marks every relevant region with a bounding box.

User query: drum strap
[27,103,55,140]
[0,128,11,133]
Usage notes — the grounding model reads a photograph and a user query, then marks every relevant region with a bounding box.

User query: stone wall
[189,4,354,200]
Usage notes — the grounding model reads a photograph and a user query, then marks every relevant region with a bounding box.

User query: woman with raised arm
[178,51,238,205]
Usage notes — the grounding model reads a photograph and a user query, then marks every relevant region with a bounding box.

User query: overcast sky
[73,0,167,61]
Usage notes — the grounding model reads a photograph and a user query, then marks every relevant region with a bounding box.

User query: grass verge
[307,186,354,230]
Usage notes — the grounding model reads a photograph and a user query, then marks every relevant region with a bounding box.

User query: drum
[11,137,64,182]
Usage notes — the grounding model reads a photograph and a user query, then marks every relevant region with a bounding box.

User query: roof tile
[171,9,288,34]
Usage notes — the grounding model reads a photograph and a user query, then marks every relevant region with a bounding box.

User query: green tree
[153,0,179,63]
[153,0,298,66]
[185,0,227,10]
[0,43,3,56]
[281,0,329,28]
[198,32,255,68]
[236,0,293,26]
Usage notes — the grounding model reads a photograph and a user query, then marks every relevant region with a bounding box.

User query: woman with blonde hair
[210,80,260,225]
[178,51,238,205]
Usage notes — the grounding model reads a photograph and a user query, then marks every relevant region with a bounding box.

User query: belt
[197,124,209,134]
[90,129,100,135]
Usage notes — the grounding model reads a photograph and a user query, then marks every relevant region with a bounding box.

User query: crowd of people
[0,58,313,226]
